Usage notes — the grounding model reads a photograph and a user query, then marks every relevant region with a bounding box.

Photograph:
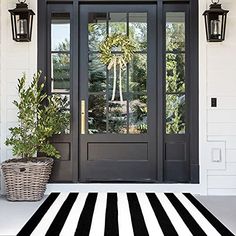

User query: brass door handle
[81,100,85,134]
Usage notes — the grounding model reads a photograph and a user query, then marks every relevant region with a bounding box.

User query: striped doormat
[17,193,234,236]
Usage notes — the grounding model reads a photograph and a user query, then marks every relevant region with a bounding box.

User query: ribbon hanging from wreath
[99,34,136,101]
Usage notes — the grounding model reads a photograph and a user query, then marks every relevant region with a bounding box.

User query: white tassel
[108,56,127,102]
[108,57,117,101]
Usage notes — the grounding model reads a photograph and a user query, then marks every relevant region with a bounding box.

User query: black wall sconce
[9,0,35,42]
[203,0,229,42]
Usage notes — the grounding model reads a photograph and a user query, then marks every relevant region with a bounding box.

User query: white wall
[1,0,236,195]
[0,0,37,192]
[204,0,236,195]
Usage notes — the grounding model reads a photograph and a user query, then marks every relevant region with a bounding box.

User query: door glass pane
[129,54,147,93]
[166,94,185,134]
[108,65,127,94]
[165,12,186,134]
[51,13,70,51]
[129,93,147,134]
[108,101,127,134]
[88,13,107,52]
[51,13,71,133]
[129,13,147,51]
[109,13,127,35]
[166,12,185,52]
[88,94,107,134]
[88,54,106,93]
[51,53,70,92]
[166,53,185,93]
[87,12,148,134]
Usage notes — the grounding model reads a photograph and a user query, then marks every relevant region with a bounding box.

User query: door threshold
[46,183,204,195]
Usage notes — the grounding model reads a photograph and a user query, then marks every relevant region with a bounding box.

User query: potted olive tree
[1,72,69,201]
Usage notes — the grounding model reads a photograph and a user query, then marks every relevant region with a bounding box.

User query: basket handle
[13,167,30,173]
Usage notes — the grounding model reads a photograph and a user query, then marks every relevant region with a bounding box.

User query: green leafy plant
[5,72,70,159]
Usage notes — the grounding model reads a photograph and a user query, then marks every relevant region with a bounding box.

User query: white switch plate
[206,141,226,170]
[211,148,221,162]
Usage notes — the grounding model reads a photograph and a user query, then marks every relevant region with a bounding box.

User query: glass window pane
[52,94,70,134]
[166,12,185,52]
[108,101,127,134]
[56,94,70,110]
[51,53,70,93]
[89,54,106,93]
[108,63,127,95]
[88,13,107,52]
[166,53,185,93]
[129,54,147,93]
[166,94,185,134]
[129,13,147,51]
[109,13,127,35]
[129,94,147,134]
[51,13,70,51]
[88,94,107,134]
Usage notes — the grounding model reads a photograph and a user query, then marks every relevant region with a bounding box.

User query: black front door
[79,4,157,182]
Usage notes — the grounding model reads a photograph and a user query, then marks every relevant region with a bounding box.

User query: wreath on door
[99,34,136,101]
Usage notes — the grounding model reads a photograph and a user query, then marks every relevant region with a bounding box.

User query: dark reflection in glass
[109,13,127,36]
[166,94,185,134]
[51,13,70,51]
[166,12,185,52]
[129,13,147,51]
[88,94,107,134]
[108,101,127,134]
[51,53,70,92]
[129,54,147,93]
[88,13,107,52]
[166,53,185,93]
[129,94,147,134]
[89,54,106,93]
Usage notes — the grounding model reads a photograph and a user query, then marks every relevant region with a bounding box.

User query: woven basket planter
[1,157,53,201]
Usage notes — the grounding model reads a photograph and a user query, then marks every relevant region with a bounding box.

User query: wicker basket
[1,157,53,201]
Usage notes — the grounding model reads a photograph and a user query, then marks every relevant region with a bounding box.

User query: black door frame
[38,0,199,183]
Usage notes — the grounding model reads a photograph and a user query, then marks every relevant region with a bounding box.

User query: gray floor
[195,195,236,235]
[0,195,235,236]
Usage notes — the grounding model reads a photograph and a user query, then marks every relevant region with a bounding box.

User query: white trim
[45,184,203,194]
[198,0,208,195]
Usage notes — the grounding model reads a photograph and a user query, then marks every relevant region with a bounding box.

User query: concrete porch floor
[0,194,235,236]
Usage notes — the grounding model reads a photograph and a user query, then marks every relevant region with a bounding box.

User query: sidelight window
[165,12,186,134]
[50,13,71,133]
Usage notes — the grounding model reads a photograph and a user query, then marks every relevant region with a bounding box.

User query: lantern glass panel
[210,14,224,40]
[14,14,28,41]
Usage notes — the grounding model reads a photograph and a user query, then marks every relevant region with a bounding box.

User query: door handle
[81,100,85,134]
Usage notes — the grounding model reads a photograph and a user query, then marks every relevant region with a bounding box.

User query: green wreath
[99,34,136,65]
[99,34,136,101]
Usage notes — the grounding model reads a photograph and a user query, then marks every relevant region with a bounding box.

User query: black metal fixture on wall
[9,0,35,42]
[203,0,229,42]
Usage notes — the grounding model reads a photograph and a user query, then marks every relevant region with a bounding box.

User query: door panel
[79,5,157,182]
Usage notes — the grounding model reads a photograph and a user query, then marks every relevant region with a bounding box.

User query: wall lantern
[203,0,229,42]
[8,0,35,42]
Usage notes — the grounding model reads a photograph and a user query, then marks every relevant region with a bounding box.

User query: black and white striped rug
[17,192,234,236]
